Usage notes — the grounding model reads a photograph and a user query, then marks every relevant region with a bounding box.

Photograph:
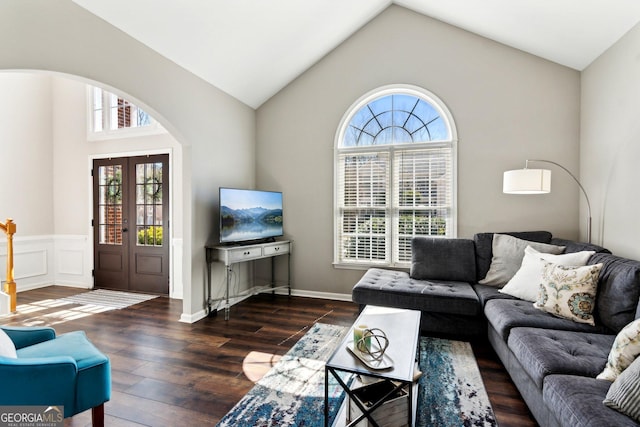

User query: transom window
[334,85,457,267]
[88,87,164,140]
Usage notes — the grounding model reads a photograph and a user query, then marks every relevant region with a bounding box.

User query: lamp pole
[526,159,592,244]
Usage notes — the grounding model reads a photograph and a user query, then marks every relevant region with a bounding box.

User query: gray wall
[256,6,581,295]
[0,0,255,319]
[581,21,640,258]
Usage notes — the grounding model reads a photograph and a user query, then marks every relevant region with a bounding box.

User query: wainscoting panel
[0,235,182,297]
[54,235,92,288]
[0,236,55,291]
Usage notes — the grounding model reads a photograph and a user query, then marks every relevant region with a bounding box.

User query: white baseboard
[180,309,207,324]
[286,289,353,302]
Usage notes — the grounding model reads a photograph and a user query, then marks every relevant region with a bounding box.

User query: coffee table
[324,305,421,427]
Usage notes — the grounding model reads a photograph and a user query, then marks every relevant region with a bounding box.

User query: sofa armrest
[411,237,476,282]
[1,326,56,349]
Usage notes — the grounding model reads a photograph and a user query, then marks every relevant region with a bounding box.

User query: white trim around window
[333,84,458,269]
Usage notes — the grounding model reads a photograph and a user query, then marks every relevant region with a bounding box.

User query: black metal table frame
[324,366,414,427]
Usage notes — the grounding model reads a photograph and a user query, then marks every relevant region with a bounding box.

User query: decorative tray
[347,340,393,370]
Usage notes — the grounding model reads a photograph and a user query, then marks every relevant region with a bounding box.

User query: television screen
[219,188,283,244]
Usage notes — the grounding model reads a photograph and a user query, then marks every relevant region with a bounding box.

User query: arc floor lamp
[503,159,592,243]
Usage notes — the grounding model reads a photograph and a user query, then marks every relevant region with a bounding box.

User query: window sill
[333,262,410,271]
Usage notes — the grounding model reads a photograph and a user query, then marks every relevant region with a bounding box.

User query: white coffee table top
[326,305,421,383]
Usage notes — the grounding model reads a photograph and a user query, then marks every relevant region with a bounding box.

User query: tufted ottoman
[352,268,484,336]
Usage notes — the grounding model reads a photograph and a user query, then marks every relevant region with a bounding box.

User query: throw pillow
[478,234,565,287]
[598,319,640,381]
[604,355,640,422]
[500,246,595,302]
[0,328,17,358]
[533,261,603,325]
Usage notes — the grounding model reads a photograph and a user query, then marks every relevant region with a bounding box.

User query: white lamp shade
[503,169,551,194]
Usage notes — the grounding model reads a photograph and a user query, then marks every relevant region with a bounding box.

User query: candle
[353,324,371,351]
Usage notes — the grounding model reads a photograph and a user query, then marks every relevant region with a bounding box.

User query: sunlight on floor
[5,299,114,326]
[242,350,282,383]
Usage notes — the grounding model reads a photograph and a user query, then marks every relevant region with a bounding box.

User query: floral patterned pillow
[533,261,603,325]
[598,319,640,381]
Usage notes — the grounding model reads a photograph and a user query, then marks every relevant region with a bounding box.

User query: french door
[92,154,169,294]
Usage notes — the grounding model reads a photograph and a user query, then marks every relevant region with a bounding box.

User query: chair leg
[91,404,104,427]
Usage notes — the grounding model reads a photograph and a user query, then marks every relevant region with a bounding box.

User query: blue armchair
[0,326,111,426]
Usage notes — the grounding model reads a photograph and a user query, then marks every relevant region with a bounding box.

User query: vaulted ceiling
[72,0,640,108]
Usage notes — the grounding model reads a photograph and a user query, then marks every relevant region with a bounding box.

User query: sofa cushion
[474,231,553,282]
[598,319,640,381]
[352,268,480,316]
[500,246,595,302]
[590,253,640,333]
[507,327,612,389]
[478,233,563,286]
[533,262,603,325]
[411,237,476,282]
[484,299,610,341]
[544,374,639,427]
[473,283,517,307]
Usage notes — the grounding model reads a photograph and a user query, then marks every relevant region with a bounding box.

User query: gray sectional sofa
[352,231,640,426]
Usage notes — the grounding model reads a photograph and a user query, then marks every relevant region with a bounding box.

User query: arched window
[334,85,457,267]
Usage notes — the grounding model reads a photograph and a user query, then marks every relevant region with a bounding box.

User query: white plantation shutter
[393,147,453,262]
[337,151,390,264]
[335,85,457,267]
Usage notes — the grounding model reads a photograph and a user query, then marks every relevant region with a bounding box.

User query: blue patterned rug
[216,323,350,427]
[418,337,497,427]
[216,325,496,427]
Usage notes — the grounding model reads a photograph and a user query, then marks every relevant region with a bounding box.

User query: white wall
[0,0,256,321]
[0,73,54,236]
[581,21,640,258]
[0,74,56,291]
[256,5,581,296]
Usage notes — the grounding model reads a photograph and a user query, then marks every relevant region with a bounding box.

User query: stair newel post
[0,218,17,313]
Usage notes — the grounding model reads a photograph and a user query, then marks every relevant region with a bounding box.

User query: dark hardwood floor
[0,287,537,426]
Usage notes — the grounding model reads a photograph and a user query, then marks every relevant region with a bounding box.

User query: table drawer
[227,247,263,262]
[263,242,290,256]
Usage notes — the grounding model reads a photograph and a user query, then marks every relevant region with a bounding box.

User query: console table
[205,240,291,320]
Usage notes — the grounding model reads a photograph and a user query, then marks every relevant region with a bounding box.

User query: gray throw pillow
[604,355,640,422]
[411,237,476,282]
[478,234,564,287]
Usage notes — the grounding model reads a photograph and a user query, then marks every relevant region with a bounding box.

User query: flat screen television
[219,187,283,244]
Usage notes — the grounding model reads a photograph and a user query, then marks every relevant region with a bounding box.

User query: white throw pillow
[500,246,595,302]
[0,328,17,358]
[478,234,565,287]
[533,261,603,325]
[598,319,640,381]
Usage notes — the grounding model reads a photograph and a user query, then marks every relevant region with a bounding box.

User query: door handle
[122,228,129,232]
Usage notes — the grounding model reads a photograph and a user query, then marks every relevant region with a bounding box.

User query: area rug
[217,326,497,427]
[418,337,497,427]
[216,323,350,427]
[60,289,158,309]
